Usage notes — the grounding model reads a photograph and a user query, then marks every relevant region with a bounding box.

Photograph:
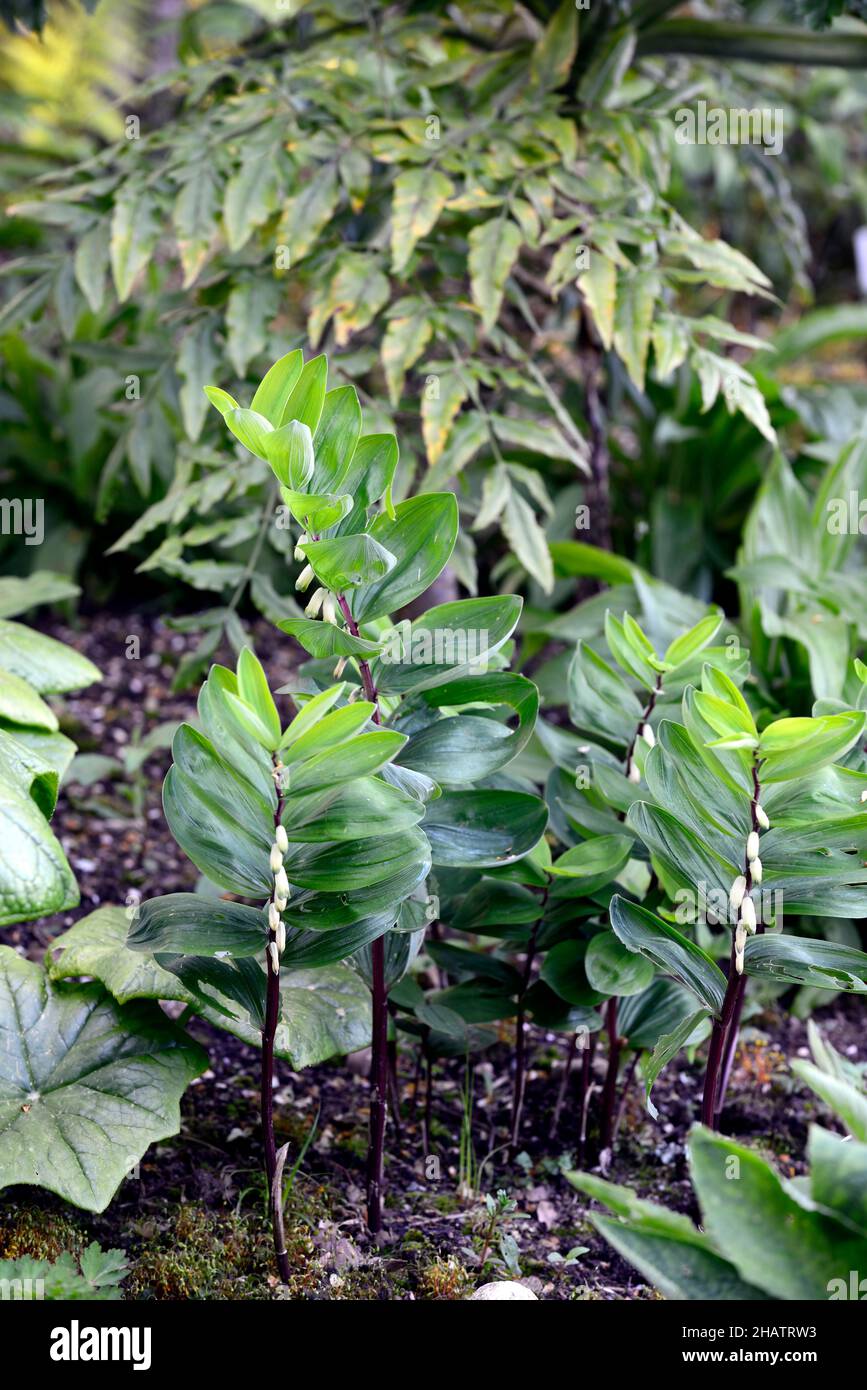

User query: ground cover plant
[2,0,867,1309]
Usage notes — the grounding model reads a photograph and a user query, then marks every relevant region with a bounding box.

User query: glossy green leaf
[609,895,726,1016]
[585,933,655,997]
[0,948,207,1213]
[352,494,459,622]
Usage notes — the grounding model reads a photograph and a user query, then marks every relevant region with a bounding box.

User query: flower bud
[729,875,747,911]
[861,789,867,804]
[275,894,288,912]
[276,920,286,954]
[270,843,283,873]
[746,830,760,862]
[740,896,757,932]
[268,941,280,975]
[275,824,288,854]
[333,656,347,678]
[322,594,337,625]
[641,723,655,749]
[735,922,747,954]
[755,803,770,830]
[751,857,762,885]
[274,866,290,899]
[295,563,314,592]
[305,586,326,618]
[268,902,280,931]
[735,946,745,976]
[294,533,308,562]
[627,759,641,784]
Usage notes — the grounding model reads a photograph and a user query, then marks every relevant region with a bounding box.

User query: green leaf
[548,835,632,893]
[280,704,376,767]
[0,736,79,925]
[391,168,454,274]
[279,164,340,262]
[502,486,554,593]
[585,933,655,998]
[277,618,382,660]
[613,269,659,391]
[469,217,522,332]
[264,420,315,490]
[644,1009,711,1120]
[689,1126,867,1300]
[283,730,408,796]
[0,948,206,1213]
[792,1061,867,1142]
[223,148,279,253]
[609,896,726,1016]
[173,163,218,288]
[236,647,281,748]
[128,893,266,958]
[309,387,361,498]
[250,350,304,425]
[73,220,110,312]
[48,906,191,1005]
[422,789,548,867]
[382,313,433,405]
[744,934,867,994]
[540,941,603,1008]
[374,594,522,695]
[281,354,329,435]
[664,612,723,669]
[0,621,100,695]
[0,572,79,620]
[808,1127,867,1238]
[300,533,396,591]
[352,494,459,622]
[530,0,579,87]
[280,487,353,532]
[578,252,616,350]
[110,182,161,302]
[759,713,865,782]
[399,672,538,785]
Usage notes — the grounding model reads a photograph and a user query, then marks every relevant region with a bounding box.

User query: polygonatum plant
[200,349,548,1239]
[608,660,867,1126]
[127,647,430,1276]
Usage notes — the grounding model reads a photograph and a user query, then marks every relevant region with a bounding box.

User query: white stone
[468,1281,538,1301]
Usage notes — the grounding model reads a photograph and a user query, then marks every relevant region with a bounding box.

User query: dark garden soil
[2,609,863,1301]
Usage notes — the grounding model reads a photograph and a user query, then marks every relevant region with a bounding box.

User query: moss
[0,1201,86,1263]
[127,1201,322,1300]
[416,1254,473,1300]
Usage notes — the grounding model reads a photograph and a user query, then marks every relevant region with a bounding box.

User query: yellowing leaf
[279,165,340,263]
[578,252,617,350]
[469,217,522,332]
[613,269,659,391]
[421,372,469,466]
[110,184,161,302]
[530,1,579,90]
[381,315,433,406]
[391,169,454,274]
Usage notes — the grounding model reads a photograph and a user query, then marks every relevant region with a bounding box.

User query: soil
[1,609,863,1301]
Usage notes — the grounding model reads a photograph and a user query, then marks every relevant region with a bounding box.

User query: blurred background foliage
[1,0,867,708]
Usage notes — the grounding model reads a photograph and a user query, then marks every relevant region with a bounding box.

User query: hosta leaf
[391,168,453,274]
[0,948,207,1213]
